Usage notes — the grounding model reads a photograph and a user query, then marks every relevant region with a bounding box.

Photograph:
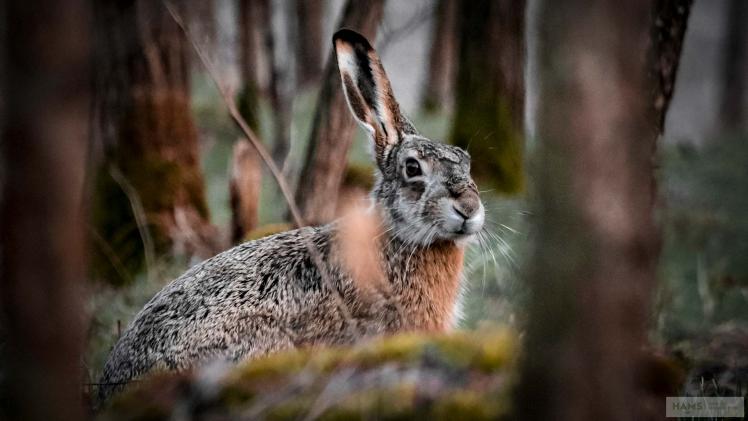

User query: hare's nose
[452,193,479,220]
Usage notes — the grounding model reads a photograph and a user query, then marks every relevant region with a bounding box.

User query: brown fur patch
[390,241,465,333]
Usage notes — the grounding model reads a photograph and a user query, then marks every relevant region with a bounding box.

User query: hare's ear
[334,29,415,165]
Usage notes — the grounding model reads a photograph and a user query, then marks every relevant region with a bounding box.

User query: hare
[98,29,484,402]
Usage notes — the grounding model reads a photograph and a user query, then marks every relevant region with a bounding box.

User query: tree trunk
[650,0,693,135]
[264,0,293,169]
[230,139,262,243]
[91,0,217,285]
[238,0,270,97]
[295,0,325,88]
[294,0,386,225]
[719,0,746,131]
[234,0,267,243]
[0,1,89,419]
[450,0,525,194]
[515,1,683,420]
[420,0,458,113]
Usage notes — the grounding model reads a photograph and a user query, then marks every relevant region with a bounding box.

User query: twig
[88,226,135,284]
[109,164,156,281]
[377,3,433,53]
[163,0,361,337]
[163,0,300,227]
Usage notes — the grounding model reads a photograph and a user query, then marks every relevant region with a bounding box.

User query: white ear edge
[336,44,377,137]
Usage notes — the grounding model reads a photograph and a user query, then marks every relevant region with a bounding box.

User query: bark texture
[450,0,525,194]
[0,1,90,419]
[421,0,458,113]
[91,0,217,285]
[515,1,665,420]
[294,0,386,225]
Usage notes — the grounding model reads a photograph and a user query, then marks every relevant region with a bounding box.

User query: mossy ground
[99,328,517,420]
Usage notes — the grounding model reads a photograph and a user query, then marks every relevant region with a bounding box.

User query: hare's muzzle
[443,191,484,237]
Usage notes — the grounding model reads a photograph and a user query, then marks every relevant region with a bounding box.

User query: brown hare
[99,29,484,402]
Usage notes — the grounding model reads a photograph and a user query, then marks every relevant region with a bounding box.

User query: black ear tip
[333,28,373,50]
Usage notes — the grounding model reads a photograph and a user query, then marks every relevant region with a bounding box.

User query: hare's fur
[99,29,483,402]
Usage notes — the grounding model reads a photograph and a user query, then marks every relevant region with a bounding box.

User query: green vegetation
[656,133,748,343]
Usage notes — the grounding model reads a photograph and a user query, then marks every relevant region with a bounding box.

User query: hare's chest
[393,243,464,332]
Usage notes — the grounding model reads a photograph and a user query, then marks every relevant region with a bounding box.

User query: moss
[317,384,418,421]
[342,163,376,190]
[432,390,504,420]
[451,93,524,195]
[345,334,426,367]
[98,329,519,420]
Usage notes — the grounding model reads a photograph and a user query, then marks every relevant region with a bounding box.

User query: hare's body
[99,29,483,403]
[99,224,464,399]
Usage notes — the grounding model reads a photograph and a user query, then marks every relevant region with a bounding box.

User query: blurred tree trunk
[647,0,692,201]
[238,0,270,96]
[234,0,266,242]
[266,1,293,169]
[295,0,325,88]
[515,1,664,420]
[719,0,746,131]
[230,140,262,242]
[650,0,693,135]
[450,0,525,194]
[91,0,217,285]
[0,0,89,419]
[189,0,217,65]
[421,0,458,113]
[295,0,386,225]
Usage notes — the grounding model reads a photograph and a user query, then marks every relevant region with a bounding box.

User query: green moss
[99,329,518,420]
[433,390,504,420]
[346,334,426,367]
[451,93,524,194]
[342,163,376,190]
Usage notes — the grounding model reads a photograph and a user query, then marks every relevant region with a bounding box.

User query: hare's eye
[405,158,422,178]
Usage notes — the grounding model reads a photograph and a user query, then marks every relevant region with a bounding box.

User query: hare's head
[334,29,484,245]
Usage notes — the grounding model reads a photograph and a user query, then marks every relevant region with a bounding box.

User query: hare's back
[98,226,334,400]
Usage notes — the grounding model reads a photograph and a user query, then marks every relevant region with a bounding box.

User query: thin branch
[109,164,156,281]
[163,0,301,228]
[377,3,433,53]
